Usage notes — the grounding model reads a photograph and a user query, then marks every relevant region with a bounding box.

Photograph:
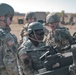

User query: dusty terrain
[10,24,76,42]
[10,24,24,42]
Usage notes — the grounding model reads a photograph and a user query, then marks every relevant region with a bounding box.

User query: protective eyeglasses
[6,15,13,21]
[10,17,13,20]
[35,30,44,36]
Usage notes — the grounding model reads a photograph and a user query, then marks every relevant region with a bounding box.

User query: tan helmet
[25,12,36,21]
[46,13,60,24]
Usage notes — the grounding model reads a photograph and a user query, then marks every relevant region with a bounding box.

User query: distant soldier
[61,16,65,24]
[45,13,74,53]
[20,12,37,44]
[18,22,57,75]
[68,15,74,25]
[0,3,19,75]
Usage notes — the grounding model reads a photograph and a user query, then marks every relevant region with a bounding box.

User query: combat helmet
[46,13,60,24]
[25,12,36,21]
[27,22,44,34]
[0,3,14,17]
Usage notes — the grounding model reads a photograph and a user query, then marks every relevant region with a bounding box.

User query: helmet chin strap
[28,30,43,42]
[4,17,8,26]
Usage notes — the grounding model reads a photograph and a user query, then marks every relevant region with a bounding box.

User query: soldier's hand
[23,54,31,64]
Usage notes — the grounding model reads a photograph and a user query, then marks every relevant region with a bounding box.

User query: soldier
[45,13,74,53]
[18,22,57,75]
[68,15,74,25]
[20,12,36,44]
[0,3,19,75]
[61,16,65,24]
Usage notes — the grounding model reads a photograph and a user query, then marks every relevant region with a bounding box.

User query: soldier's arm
[0,29,6,68]
[43,26,49,36]
[20,28,25,38]
[0,40,5,68]
[65,29,75,45]
[18,45,31,65]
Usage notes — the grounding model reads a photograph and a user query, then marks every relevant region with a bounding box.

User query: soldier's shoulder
[0,28,6,39]
[19,39,32,50]
[10,33,18,43]
[18,40,32,55]
[10,33,17,39]
[24,40,33,48]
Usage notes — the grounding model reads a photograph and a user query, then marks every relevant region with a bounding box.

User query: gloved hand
[23,54,30,64]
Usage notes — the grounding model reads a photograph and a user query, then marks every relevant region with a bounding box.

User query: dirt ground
[10,24,76,42]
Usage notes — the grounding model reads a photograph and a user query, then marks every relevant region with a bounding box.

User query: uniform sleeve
[0,40,4,66]
[43,26,49,36]
[64,29,74,44]
[20,28,25,39]
[18,40,32,63]
[60,28,74,45]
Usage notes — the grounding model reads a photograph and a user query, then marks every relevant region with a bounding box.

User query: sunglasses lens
[10,17,12,20]
[36,31,44,36]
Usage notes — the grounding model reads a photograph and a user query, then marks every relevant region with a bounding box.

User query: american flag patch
[7,39,14,46]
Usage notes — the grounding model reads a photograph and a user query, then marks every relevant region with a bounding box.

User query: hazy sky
[0,0,76,13]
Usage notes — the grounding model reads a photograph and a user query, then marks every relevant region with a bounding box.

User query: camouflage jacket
[0,26,19,75]
[18,39,47,74]
[20,23,29,39]
[45,26,74,51]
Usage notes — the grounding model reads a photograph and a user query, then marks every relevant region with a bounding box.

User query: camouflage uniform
[0,28,19,75]
[18,22,47,75]
[20,23,29,39]
[19,39,45,75]
[45,13,74,53]
[0,3,19,75]
[20,12,36,44]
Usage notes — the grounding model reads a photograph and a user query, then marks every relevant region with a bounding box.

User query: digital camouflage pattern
[20,12,36,44]
[46,13,60,24]
[45,27,73,53]
[0,3,19,75]
[20,23,29,40]
[18,39,45,75]
[45,13,74,53]
[18,22,46,75]
[0,27,19,75]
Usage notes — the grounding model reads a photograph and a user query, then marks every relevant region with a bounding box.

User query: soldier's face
[30,29,44,41]
[47,22,59,30]
[27,18,35,23]
[35,30,44,41]
[6,16,12,25]
[0,16,6,28]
